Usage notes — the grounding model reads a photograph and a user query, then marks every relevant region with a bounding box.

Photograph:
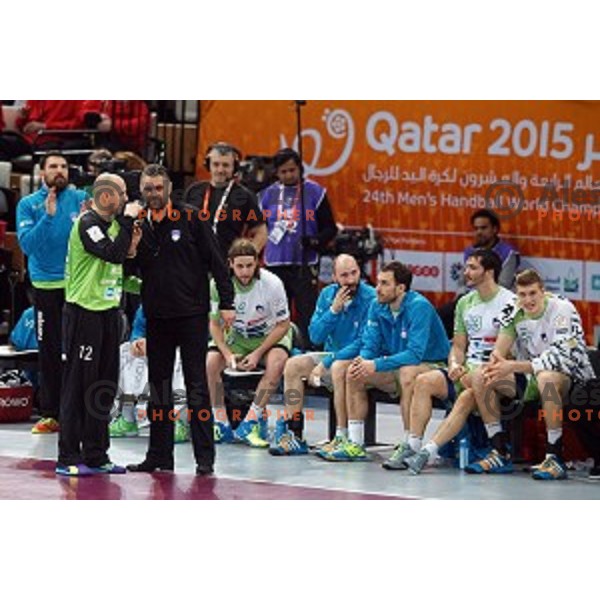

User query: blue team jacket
[337,290,450,372]
[308,281,376,368]
[16,185,87,284]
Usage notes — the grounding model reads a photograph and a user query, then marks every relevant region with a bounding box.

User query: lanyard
[203,180,234,233]
[277,183,301,227]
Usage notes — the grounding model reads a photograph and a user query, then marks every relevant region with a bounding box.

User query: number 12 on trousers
[79,346,93,361]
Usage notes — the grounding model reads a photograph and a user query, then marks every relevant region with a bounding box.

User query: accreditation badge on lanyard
[269,183,300,245]
[203,180,235,234]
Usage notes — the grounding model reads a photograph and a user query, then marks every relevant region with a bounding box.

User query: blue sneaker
[325,439,369,462]
[272,417,288,445]
[213,421,234,444]
[234,420,269,448]
[259,413,269,441]
[464,449,514,474]
[315,435,346,459]
[90,462,127,474]
[55,463,95,477]
[269,430,309,456]
[531,455,568,480]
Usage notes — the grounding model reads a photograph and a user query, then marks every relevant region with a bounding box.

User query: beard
[48,175,68,191]
[146,194,167,210]
[466,276,483,288]
[346,284,358,298]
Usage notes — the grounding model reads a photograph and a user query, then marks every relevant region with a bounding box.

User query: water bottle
[459,438,469,470]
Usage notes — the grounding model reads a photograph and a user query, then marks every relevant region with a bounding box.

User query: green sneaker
[109,416,139,438]
[234,420,269,448]
[315,435,346,459]
[382,442,415,470]
[404,448,430,475]
[174,419,190,444]
[214,421,234,443]
[325,439,369,462]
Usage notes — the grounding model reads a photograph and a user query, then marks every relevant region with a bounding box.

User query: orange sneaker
[31,417,60,434]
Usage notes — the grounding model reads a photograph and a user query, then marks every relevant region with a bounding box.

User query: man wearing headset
[184,142,267,258]
[259,148,337,348]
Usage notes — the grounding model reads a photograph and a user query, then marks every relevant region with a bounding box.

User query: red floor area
[0,457,411,500]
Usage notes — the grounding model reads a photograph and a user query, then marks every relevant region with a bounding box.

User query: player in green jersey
[56,173,142,477]
[474,269,595,480]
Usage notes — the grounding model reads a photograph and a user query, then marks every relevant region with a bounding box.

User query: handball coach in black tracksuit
[126,164,235,476]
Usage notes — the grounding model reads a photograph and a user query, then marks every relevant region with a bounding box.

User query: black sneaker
[588,465,600,480]
[195,464,214,476]
[127,459,174,473]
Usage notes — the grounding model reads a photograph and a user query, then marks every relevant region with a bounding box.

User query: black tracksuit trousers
[145,315,214,469]
[33,287,65,420]
[58,303,119,467]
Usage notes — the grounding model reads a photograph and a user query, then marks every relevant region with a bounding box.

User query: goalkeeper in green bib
[56,174,142,476]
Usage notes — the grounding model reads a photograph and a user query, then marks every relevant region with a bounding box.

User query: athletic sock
[348,420,364,446]
[546,428,563,458]
[408,434,422,452]
[245,402,263,422]
[547,428,562,446]
[485,422,502,440]
[422,441,439,459]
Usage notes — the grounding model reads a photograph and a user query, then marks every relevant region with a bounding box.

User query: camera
[237,155,277,194]
[332,225,383,263]
[95,158,128,174]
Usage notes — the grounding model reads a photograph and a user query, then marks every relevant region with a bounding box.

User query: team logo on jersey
[553,315,568,329]
[104,287,121,301]
[86,225,106,243]
[517,326,533,345]
[171,230,181,242]
[465,315,483,332]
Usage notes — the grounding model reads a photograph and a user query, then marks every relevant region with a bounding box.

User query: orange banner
[197,101,600,341]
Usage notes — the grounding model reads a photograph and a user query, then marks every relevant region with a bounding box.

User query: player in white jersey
[387,249,516,472]
[207,239,291,448]
[469,268,595,480]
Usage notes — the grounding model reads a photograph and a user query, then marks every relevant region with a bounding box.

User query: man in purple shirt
[259,148,337,347]
[463,209,520,290]
[439,209,520,338]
